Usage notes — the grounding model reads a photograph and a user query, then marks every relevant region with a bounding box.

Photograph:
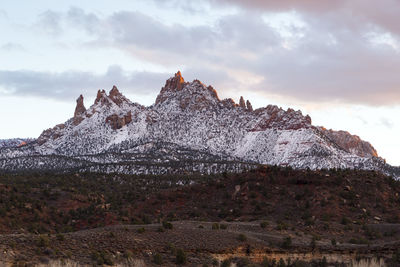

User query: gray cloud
[1,43,25,51]
[0,66,168,102]
[380,117,394,129]
[23,3,400,105]
[35,10,63,36]
[0,9,7,19]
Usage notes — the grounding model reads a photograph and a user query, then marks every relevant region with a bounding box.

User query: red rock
[319,127,378,158]
[239,96,246,109]
[155,71,186,104]
[246,100,253,112]
[105,112,132,130]
[74,95,86,119]
[109,86,124,106]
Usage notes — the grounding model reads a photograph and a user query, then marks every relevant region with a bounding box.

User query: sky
[0,0,399,166]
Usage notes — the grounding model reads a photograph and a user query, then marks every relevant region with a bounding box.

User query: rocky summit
[0,71,398,177]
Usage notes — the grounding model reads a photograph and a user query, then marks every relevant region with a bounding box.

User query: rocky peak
[246,100,253,112]
[155,71,186,105]
[239,96,246,109]
[109,85,126,106]
[95,90,107,105]
[109,85,120,98]
[74,95,86,118]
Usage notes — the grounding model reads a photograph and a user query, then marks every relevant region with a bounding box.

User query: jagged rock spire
[166,71,185,91]
[246,100,253,112]
[239,96,246,109]
[155,71,186,104]
[109,85,125,106]
[109,85,120,97]
[74,95,86,117]
[95,89,106,104]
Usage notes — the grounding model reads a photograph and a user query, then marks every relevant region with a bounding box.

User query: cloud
[27,4,400,105]
[0,66,168,101]
[35,10,63,36]
[1,43,25,51]
[0,9,7,19]
[380,117,394,129]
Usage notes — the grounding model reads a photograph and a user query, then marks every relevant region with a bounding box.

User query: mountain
[0,71,398,177]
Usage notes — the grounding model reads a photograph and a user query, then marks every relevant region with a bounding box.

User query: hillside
[2,167,400,266]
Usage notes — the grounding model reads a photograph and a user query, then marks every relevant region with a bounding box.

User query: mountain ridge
[0,71,398,177]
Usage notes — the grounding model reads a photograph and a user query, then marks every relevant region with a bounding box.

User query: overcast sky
[0,0,399,165]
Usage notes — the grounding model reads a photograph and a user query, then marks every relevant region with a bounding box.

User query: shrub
[237,234,247,242]
[220,224,228,230]
[153,253,163,265]
[331,239,337,246]
[260,221,268,228]
[281,237,292,249]
[276,222,288,231]
[310,237,316,250]
[37,235,50,247]
[341,216,350,225]
[212,223,220,230]
[221,259,231,267]
[137,227,145,233]
[56,233,65,241]
[162,221,173,230]
[91,251,114,265]
[176,249,187,264]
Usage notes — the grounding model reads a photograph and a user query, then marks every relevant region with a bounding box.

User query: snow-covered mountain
[0,71,398,177]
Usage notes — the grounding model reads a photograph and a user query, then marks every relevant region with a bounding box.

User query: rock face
[155,71,186,105]
[74,95,86,118]
[239,96,246,109]
[106,112,132,130]
[246,100,253,112]
[0,71,398,177]
[318,127,378,158]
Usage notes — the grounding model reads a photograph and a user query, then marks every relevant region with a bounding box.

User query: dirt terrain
[1,221,399,266]
[1,166,400,266]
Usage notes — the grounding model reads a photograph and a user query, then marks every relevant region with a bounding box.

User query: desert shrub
[386,249,400,267]
[91,251,114,265]
[261,257,277,267]
[221,259,231,267]
[276,221,288,231]
[220,224,228,230]
[212,223,220,230]
[260,221,268,228]
[310,237,316,250]
[153,253,163,265]
[162,221,173,229]
[281,237,292,249]
[37,235,50,247]
[237,234,247,242]
[176,249,187,264]
[341,216,350,225]
[137,227,145,233]
[56,233,65,241]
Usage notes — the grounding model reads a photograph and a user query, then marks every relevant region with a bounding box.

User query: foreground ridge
[0,71,398,177]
